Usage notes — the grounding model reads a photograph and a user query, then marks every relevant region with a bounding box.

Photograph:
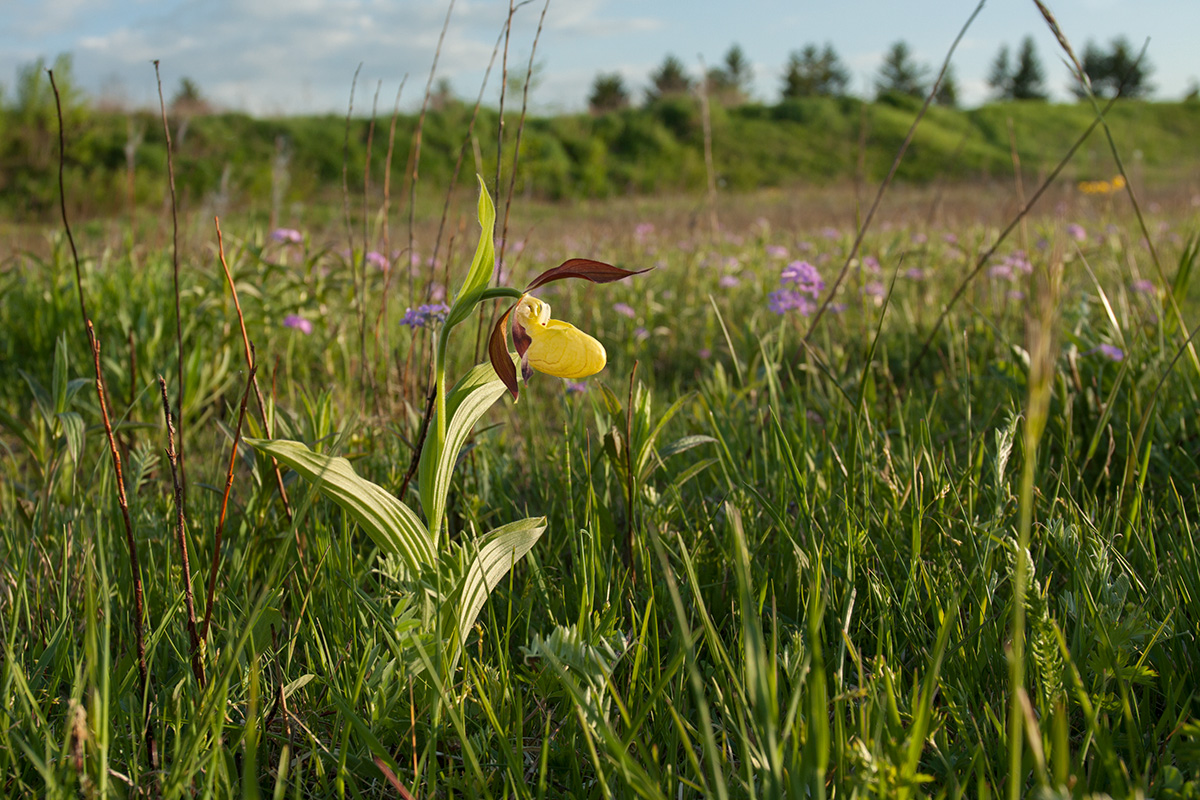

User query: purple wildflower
[1066,223,1087,241]
[283,314,313,335]
[400,303,450,329]
[366,251,389,270]
[943,233,958,245]
[905,267,926,281]
[863,256,881,273]
[863,281,886,298]
[635,223,655,241]
[271,228,303,245]
[911,232,928,245]
[1090,344,1124,362]
[768,289,815,316]
[766,244,789,259]
[988,263,1013,280]
[634,326,649,341]
[613,302,637,319]
[698,348,712,360]
[1131,279,1155,294]
[565,381,589,393]
[719,275,741,289]
[821,227,840,240]
[781,260,825,297]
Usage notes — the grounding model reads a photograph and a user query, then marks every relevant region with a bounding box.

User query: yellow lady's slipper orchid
[487,257,650,400]
[513,294,606,379]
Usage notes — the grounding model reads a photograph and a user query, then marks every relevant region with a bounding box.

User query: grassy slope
[3,97,1200,220]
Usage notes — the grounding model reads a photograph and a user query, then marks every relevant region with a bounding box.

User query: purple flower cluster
[780,260,825,296]
[769,260,825,316]
[400,303,450,329]
[271,228,303,245]
[1089,344,1125,362]
[366,251,389,270]
[766,244,789,259]
[768,290,814,315]
[989,251,1033,280]
[1066,223,1087,241]
[283,314,313,334]
[613,302,637,319]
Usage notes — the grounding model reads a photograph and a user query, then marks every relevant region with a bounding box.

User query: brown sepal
[524,258,652,292]
[488,305,520,400]
[511,313,534,384]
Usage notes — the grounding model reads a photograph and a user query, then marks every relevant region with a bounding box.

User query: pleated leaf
[247,438,434,575]
[417,360,510,541]
[451,516,547,664]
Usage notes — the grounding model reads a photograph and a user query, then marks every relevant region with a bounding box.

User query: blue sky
[3,0,1197,115]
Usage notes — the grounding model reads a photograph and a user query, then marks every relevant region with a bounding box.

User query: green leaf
[52,333,68,415]
[451,516,547,666]
[657,434,716,460]
[443,176,497,330]
[635,392,692,481]
[56,411,85,470]
[247,438,435,575]
[418,360,509,541]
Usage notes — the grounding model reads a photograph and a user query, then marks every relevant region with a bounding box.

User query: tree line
[588,36,1160,113]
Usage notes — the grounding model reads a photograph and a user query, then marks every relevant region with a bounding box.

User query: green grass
[2,178,1200,798]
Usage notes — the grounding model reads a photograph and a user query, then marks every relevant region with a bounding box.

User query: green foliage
[1075,37,1155,99]
[5,95,1200,218]
[588,72,630,115]
[781,43,850,100]
[875,40,930,99]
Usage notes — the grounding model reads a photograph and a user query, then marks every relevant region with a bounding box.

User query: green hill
[3,96,1198,221]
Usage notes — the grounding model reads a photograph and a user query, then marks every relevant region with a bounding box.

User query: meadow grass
[2,173,1199,799]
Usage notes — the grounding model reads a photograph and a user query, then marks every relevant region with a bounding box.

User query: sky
[2,0,1198,116]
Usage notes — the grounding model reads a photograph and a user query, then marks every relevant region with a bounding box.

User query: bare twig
[362,79,383,406]
[158,376,205,688]
[624,361,639,586]
[201,362,257,643]
[398,383,438,500]
[1032,2,1200,379]
[697,55,719,237]
[342,64,364,394]
[494,0,516,204]
[213,218,296,526]
[498,0,549,270]
[409,0,458,310]
[90,323,155,764]
[53,67,155,769]
[47,70,88,336]
[375,76,409,368]
[801,0,986,347]
[155,60,188,508]
[912,93,1124,371]
[426,26,505,303]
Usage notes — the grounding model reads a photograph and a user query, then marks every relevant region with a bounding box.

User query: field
[3,97,1200,799]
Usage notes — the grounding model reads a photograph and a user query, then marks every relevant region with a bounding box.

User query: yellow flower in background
[512,295,607,380]
[1077,175,1126,195]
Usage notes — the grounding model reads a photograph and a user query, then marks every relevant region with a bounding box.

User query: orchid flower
[488,258,649,400]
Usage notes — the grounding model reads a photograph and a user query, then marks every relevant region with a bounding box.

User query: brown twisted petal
[488,305,520,400]
[524,258,652,292]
